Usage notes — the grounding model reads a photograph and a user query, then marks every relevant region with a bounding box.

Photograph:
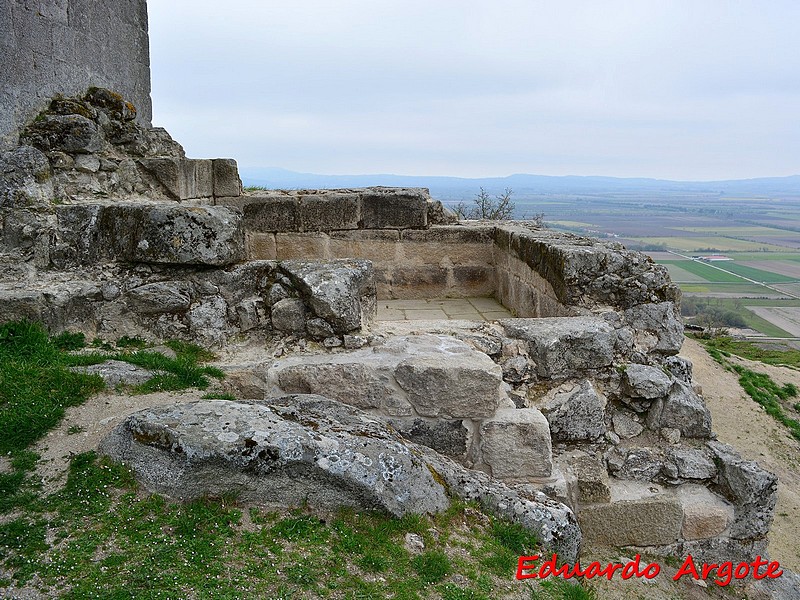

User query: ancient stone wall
[0,0,152,150]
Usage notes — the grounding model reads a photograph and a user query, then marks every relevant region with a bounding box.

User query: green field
[679,282,776,295]
[711,262,798,283]
[659,260,743,282]
[633,236,789,252]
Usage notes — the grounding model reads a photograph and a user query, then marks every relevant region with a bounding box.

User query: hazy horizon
[149,1,800,181]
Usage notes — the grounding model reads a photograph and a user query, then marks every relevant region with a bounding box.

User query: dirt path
[681,338,800,570]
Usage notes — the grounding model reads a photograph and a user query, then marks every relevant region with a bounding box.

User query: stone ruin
[0,89,779,570]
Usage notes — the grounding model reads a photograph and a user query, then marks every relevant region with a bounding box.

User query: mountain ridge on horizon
[239,167,800,198]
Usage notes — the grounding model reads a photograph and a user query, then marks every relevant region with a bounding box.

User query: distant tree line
[681,297,748,329]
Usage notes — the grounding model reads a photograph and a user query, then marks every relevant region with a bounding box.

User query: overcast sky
[148,1,800,181]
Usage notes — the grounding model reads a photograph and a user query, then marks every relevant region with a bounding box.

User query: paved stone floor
[376,297,513,321]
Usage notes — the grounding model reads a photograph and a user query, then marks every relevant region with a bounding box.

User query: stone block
[624,301,684,356]
[677,485,733,541]
[647,381,712,439]
[245,232,276,260]
[280,259,375,333]
[388,418,470,458]
[240,196,300,232]
[139,158,213,200]
[275,233,330,259]
[606,446,664,481]
[578,481,683,546]
[126,281,192,314]
[708,441,777,540]
[360,188,427,229]
[270,298,307,334]
[501,317,615,378]
[299,192,359,231]
[664,447,716,480]
[540,380,607,442]
[622,363,673,399]
[561,451,611,503]
[395,348,503,418]
[212,158,241,197]
[480,408,552,480]
[400,225,495,244]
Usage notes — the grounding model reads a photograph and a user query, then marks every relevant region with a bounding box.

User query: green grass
[698,336,800,441]
[667,260,744,283]
[712,262,798,283]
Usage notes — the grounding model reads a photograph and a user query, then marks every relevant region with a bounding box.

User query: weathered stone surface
[126,282,192,314]
[360,187,428,229]
[677,485,733,541]
[501,355,530,383]
[501,317,615,378]
[281,259,375,333]
[480,408,553,480]
[611,410,644,439]
[664,447,717,481]
[139,158,213,200]
[266,283,290,307]
[387,418,469,458]
[622,364,672,399]
[647,381,712,439]
[270,298,307,334]
[100,396,449,517]
[395,352,502,419]
[270,335,503,419]
[22,114,104,154]
[239,196,300,232]
[540,380,607,442]
[421,444,581,562]
[745,569,800,600]
[561,451,610,503]
[708,441,777,540]
[52,203,245,267]
[212,158,241,198]
[606,447,664,481]
[69,359,154,387]
[306,317,335,340]
[664,355,693,385]
[299,192,359,231]
[623,301,684,356]
[0,145,54,208]
[579,494,683,546]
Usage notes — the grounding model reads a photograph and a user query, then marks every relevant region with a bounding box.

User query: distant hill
[239,167,800,200]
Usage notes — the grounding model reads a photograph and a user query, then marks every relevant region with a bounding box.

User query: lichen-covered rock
[387,418,469,458]
[51,202,245,267]
[647,381,712,438]
[540,380,607,441]
[501,317,615,378]
[306,317,335,340]
[0,145,54,208]
[126,281,192,314]
[99,396,449,517]
[622,363,672,399]
[708,441,777,540]
[22,114,104,154]
[280,259,376,333]
[664,447,717,481]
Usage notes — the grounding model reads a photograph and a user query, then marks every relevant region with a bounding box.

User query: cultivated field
[527,191,800,337]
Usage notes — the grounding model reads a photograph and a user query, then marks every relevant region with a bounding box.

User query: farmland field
[629,236,790,252]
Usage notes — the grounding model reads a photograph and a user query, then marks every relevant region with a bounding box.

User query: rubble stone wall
[1,0,152,150]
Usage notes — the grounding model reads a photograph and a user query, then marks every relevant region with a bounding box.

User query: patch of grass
[412,550,451,583]
[0,321,105,454]
[698,336,800,440]
[537,580,598,600]
[115,335,147,349]
[50,331,86,351]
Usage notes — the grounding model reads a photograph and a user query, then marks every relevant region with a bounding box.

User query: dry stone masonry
[0,89,780,574]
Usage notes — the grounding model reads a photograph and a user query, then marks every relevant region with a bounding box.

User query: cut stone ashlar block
[500,317,615,378]
[268,334,504,420]
[211,158,242,198]
[139,157,213,200]
[52,202,245,267]
[479,408,553,480]
[360,188,428,229]
[578,480,683,546]
[678,485,734,541]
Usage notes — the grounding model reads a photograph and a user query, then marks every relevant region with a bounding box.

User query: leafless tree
[455,187,515,220]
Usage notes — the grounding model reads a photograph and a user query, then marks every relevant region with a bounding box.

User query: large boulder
[100,396,449,517]
[540,380,607,442]
[100,394,582,562]
[623,301,684,356]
